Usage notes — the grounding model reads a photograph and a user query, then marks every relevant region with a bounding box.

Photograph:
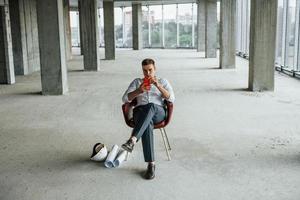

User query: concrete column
[14,0,40,74]
[63,0,72,60]
[78,0,84,55]
[80,0,100,70]
[205,0,217,58]
[103,1,115,60]
[9,0,24,75]
[219,0,236,69]
[197,0,205,52]
[37,0,68,95]
[249,0,278,91]
[16,0,29,75]
[10,0,40,75]
[0,3,15,84]
[132,3,143,50]
[29,0,40,73]
[21,0,40,73]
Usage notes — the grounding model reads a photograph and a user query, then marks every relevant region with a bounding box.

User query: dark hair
[142,58,155,66]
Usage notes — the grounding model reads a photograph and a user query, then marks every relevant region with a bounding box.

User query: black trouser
[132,103,166,162]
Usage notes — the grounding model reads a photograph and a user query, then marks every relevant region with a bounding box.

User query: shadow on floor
[198,67,220,70]
[183,66,220,71]
[182,56,207,60]
[67,69,85,73]
[12,91,42,96]
[212,88,250,92]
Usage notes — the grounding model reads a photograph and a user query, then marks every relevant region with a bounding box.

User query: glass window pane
[142,6,149,48]
[164,4,177,48]
[115,7,123,47]
[178,4,193,48]
[295,0,300,71]
[149,5,162,47]
[241,0,247,54]
[245,0,250,55]
[98,8,104,47]
[193,3,197,47]
[276,0,285,65]
[236,0,242,53]
[70,11,80,47]
[286,0,296,67]
[124,7,132,48]
[235,0,250,56]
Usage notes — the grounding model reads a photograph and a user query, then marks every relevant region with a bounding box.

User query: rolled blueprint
[104,145,119,168]
[113,150,128,167]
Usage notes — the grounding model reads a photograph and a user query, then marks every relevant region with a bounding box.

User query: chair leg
[160,128,171,161]
[162,128,171,151]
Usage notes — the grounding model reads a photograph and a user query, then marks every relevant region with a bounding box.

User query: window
[235,0,250,57]
[178,4,193,48]
[115,7,123,48]
[123,7,132,48]
[98,8,104,47]
[149,5,162,47]
[276,0,300,72]
[70,11,80,47]
[142,6,149,48]
[276,0,285,65]
[164,4,177,48]
[286,0,297,68]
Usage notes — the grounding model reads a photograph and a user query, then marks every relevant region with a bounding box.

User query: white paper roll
[113,150,128,167]
[104,145,119,168]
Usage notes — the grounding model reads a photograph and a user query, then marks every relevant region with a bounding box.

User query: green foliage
[115,21,196,48]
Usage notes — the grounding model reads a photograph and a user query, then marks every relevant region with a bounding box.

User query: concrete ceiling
[70,0,197,10]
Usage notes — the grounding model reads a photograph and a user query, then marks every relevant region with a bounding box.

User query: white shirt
[122,77,175,107]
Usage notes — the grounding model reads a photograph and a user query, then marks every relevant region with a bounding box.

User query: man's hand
[139,82,150,92]
[128,82,147,102]
[149,77,170,99]
[149,76,161,88]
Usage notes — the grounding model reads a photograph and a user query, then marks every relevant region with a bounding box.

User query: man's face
[142,64,156,78]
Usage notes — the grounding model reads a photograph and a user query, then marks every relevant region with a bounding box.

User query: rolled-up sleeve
[122,79,138,103]
[161,79,175,103]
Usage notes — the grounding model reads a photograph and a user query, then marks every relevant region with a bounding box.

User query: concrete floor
[1,49,300,200]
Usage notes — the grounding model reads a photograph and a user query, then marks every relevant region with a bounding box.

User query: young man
[121,58,175,180]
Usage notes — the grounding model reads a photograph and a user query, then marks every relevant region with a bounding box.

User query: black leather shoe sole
[144,173,155,180]
[144,165,155,180]
[121,143,133,153]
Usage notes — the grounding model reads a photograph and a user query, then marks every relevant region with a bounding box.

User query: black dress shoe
[121,139,134,153]
[144,164,155,180]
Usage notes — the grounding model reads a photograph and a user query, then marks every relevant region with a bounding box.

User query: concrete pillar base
[37,0,68,95]
[248,0,277,91]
